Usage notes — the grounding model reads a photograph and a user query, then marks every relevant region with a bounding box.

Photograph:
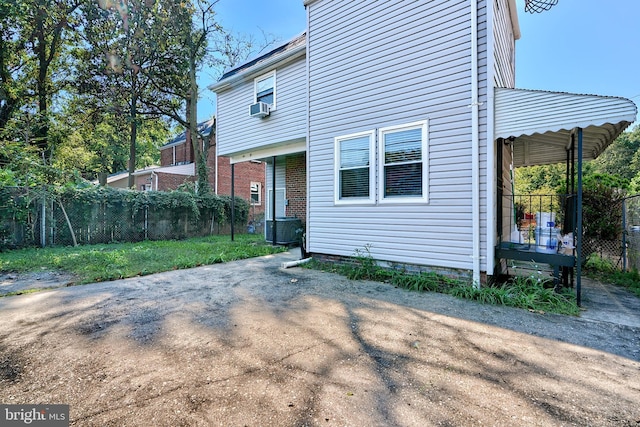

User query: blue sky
[199,0,640,126]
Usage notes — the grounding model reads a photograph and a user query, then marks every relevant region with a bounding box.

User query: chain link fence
[0,186,249,250]
[624,194,640,272]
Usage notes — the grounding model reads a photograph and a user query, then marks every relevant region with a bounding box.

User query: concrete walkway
[580,276,640,328]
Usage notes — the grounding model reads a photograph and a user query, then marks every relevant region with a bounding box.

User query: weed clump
[308,245,579,315]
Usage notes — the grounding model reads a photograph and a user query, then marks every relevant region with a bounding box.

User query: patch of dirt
[0,270,77,295]
[0,251,639,426]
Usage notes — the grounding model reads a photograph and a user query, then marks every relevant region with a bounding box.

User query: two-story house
[209,0,636,297]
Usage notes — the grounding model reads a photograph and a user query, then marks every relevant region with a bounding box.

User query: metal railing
[500,192,632,271]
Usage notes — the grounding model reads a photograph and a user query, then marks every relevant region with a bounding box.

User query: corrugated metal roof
[495,88,637,167]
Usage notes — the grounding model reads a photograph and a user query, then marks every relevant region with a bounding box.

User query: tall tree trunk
[187,55,209,194]
[0,39,19,130]
[128,94,138,188]
[35,4,49,156]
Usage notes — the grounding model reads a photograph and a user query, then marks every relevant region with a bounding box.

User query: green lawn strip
[1,234,286,285]
[307,259,580,316]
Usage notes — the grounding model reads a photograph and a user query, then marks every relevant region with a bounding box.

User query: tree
[77,0,186,187]
[145,0,268,193]
[0,0,28,131]
[514,163,565,194]
[51,96,170,180]
[592,124,640,181]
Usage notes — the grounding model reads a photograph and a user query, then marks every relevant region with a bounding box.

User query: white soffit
[495,87,637,167]
[229,139,306,164]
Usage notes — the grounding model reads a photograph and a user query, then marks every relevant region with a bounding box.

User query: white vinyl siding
[493,0,515,88]
[334,130,375,204]
[307,0,489,272]
[216,58,306,157]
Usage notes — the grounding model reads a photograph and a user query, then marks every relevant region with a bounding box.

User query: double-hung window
[250,182,261,205]
[378,120,428,203]
[254,71,276,109]
[334,131,375,204]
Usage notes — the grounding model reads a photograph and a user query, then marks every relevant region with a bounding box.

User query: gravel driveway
[0,250,639,426]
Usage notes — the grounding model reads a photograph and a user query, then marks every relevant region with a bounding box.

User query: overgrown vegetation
[0,234,285,289]
[584,253,640,298]
[308,246,580,316]
[0,0,270,191]
[1,185,250,249]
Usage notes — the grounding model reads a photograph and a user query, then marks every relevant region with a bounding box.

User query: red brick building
[160,119,266,217]
[107,119,266,218]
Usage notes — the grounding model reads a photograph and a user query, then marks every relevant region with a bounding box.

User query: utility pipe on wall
[470,0,482,286]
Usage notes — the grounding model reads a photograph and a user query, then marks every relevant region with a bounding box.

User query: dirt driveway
[1,250,639,426]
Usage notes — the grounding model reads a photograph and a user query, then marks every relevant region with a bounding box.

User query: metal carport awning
[495,87,637,167]
[494,87,637,306]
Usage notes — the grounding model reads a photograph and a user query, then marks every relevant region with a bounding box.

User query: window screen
[337,134,373,200]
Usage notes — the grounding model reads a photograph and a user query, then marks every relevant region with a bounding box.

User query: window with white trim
[250,182,261,205]
[378,120,428,203]
[254,71,276,109]
[334,131,375,204]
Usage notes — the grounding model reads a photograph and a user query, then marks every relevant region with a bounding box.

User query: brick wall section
[217,156,266,215]
[285,153,306,223]
[160,148,172,166]
[155,173,196,192]
[159,140,194,166]
[133,175,150,191]
[157,133,265,216]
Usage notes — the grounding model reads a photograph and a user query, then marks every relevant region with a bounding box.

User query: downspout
[151,170,158,191]
[486,0,496,277]
[471,0,481,286]
[231,163,235,242]
[305,5,311,256]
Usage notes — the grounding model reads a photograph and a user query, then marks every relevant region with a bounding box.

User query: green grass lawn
[0,234,286,286]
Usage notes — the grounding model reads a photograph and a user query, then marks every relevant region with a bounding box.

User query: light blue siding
[493,0,516,88]
[216,58,307,157]
[307,0,490,272]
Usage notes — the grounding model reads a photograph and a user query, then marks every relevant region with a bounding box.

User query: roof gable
[161,118,214,149]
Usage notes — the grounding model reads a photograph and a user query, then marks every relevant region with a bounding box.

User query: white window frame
[250,182,262,206]
[334,130,376,205]
[254,70,276,111]
[265,188,286,220]
[377,120,429,204]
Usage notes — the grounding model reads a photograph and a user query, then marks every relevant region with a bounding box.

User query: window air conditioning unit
[250,102,270,118]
